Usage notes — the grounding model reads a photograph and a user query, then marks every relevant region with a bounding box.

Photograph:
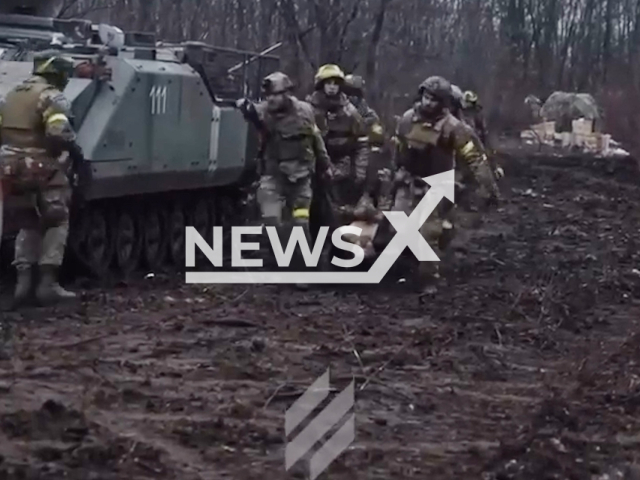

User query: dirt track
[2,145,640,479]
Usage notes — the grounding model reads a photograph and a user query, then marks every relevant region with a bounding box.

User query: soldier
[343,74,391,211]
[461,90,504,180]
[343,74,384,148]
[0,50,82,307]
[305,65,369,217]
[236,72,332,287]
[462,90,488,145]
[391,76,500,292]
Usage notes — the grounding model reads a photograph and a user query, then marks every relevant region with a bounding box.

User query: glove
[235,98,253,115]
[494,166,504,179]
[70,143,84,160]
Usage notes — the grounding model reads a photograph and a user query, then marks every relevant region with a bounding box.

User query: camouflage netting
[539,92,603,132]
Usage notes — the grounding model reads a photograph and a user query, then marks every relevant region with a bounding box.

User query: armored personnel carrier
[0,8,278,277]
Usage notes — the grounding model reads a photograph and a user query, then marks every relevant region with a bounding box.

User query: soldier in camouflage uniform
[344,74,384,149]
[305,65,369,218]
[461,90,504,180]
[0,50,82,307]
[461,90,488,145]
[343,74,392,212]
[236,72,332,286]
[391,76,500,292]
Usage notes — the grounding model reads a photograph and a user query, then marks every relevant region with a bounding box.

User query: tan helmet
[261,71,294,95]
[314,64,345,88]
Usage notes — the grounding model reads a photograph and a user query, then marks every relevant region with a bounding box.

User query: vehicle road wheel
[141,204,167,271]
[83,206,113,278]
[166,201,186,266]
[113,207,142,277]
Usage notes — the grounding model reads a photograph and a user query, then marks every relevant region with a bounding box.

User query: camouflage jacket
[393,107,499,199]
[0,75,76,153]
[349,96,384,146]
[461,105,488,144]
[0,75,76,189]
[246,96,330,180]
[305,91,367,158]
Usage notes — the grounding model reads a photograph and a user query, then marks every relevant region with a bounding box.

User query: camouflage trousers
[256,172,313,270]
[11,174,71,270]
[257,172,312,226]
[329,144,369,208]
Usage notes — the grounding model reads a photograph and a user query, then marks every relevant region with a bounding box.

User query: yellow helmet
[314,64,345,87]
[33,50,74,76]
[464,90,478,104]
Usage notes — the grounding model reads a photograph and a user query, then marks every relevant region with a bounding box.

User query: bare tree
[43,0,640,149]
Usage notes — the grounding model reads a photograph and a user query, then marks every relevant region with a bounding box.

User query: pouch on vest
[0,149,58,195]
[0,80,51,150]
[405,123,441,150]
[273,132,310,161]
[278,159,311,182]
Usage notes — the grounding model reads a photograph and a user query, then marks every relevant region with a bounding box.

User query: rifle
[66,142,84,188]
[310,166,338,241]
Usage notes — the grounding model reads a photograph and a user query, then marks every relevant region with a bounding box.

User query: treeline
[57,0,640,151]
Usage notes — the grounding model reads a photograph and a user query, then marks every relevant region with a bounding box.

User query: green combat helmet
[418,76,452,103]
[33,50,76,89]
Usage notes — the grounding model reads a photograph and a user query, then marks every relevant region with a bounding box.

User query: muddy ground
[1,143,640,479]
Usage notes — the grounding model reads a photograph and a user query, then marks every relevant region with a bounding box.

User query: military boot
[13,265,35,308]
[35,265,76,305]
[417,261,441,296]
[438,220,456,251]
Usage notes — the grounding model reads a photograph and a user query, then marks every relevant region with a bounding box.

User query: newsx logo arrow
[185,169,455,284]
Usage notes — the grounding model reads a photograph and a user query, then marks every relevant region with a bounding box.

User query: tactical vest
[1,77,53,151]
[401,114,456,178]
[262,101,315,166]
[318,107,354,140]
[315,109,356,163]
